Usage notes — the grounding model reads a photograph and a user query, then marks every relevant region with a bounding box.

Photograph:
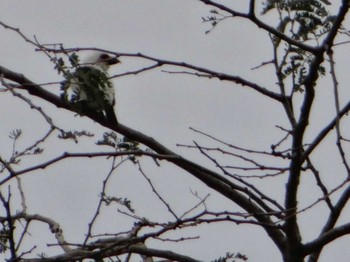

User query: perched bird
[61,51,120,125]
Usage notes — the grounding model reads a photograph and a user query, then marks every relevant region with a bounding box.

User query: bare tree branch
[0,150,178,185]
[304,222,350,256]
[1,1,350,261]
[0,64,288,253]
[197,0,320,54]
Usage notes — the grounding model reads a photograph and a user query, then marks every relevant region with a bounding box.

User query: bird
[61,51,120,125]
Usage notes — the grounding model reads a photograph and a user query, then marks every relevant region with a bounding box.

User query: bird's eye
[100,54,110,60]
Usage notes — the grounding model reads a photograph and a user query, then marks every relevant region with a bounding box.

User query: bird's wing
[62,66,115,110]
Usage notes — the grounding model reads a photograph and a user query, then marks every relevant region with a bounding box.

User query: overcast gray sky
[0,1,349,261]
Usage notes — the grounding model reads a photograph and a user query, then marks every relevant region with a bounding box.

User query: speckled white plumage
[64,51,120,124]
[70,52,117,106]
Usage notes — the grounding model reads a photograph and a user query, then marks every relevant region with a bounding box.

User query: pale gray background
[0,1,349,261]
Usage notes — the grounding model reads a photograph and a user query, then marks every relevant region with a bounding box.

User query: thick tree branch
[0,65,72,110]
[284,53,322,257]
[304,222,350,256]
[300,0,350,163]
[0,1,349,261]
[0,65,288,253]
[321,0,350,50]
[307,185,350,261]
[23,244,201,262]
[0,191,17,260]
[0,212,69,253]
[284,2,350,259]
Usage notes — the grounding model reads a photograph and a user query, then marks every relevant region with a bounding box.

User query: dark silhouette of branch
[20,209,269,261]
[282,53,321,259]
[1,1,350,260]
[43,47,285,102]
[83,158,128,246]
[305,158,333,211]
[282,1,350,260]
[192,141,286,215]
[137,160,179,220]
[307,185,350,261]
[0,64,288,255]
[0,150,177,185]
[304,222,350,257]
[198,0,320,54]
[302,100,350,161]
[0,190,17,260]
[328,48,350,175]
[22,245,201,262]
[0,212,70,253]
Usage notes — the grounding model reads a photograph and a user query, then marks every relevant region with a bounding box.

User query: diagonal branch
[0,19,285,103]
[0,190,17,260]
[302,100,350,161]
[321,0,350,50]
[304,222,350,256]
[197,0,319,54]
[0,212,70,253]
[284,54,322,252]
[328,48,350,175]
[307,184,350,261]
[83,157,127,246]
[0,65,287,253]
[285,2,350,257]
[43,48,285,102]
[192,141,285,216]
[0,150,178,185]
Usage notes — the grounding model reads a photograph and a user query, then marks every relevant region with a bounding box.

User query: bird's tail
[105,106,118,126]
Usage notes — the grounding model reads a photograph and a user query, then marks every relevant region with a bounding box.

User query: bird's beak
[108,57,121,65]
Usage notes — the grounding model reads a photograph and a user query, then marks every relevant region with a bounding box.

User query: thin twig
[328,49,350,176]
[137,160,179,220]
[83,157,128,246]
[192,141,285,215]
[0,150,177,185]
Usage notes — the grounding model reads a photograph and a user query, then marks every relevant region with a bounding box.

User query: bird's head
[82,51,120,72]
